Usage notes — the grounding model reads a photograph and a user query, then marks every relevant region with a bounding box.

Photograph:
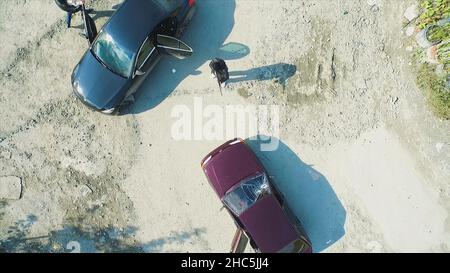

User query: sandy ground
[0,0,449,252]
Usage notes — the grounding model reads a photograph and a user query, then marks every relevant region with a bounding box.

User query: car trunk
[239,195,298,253]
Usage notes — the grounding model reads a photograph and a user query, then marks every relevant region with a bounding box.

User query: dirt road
[0,0,449,252]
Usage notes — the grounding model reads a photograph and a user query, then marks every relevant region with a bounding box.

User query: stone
[0,176,22,200]
[405,26,415,37]
[426,46,439,64]
[404,4,419,21]
[79,184,93,196]
[371,5,380,12]
[416,29,434,48]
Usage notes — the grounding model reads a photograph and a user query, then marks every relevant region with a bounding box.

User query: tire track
[0,18,66,78]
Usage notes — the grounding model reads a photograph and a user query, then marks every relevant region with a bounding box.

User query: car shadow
[228,63,297,87]
[124,0,249,115]
[245,136,346,253]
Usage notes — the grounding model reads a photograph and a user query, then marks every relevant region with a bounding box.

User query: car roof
[202,140,264,198]
[102,0,176,54]
[240,195,299,253]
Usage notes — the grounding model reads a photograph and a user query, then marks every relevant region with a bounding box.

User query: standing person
[55,0,85,28]
[67,0,86,28]
[209,58,229,95]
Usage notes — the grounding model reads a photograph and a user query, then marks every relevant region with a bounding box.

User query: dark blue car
[71,0,196,114]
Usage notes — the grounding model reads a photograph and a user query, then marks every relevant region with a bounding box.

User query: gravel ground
[0,0,449,253]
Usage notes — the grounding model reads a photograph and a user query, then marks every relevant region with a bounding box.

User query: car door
[230,228,249,253]
[135,36,160,75]
[156,34,193,59]
[126,36,161,98]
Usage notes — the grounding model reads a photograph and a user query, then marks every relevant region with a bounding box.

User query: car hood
[72,51,128,110]
[203,142,264,198]
[240,195,298,253]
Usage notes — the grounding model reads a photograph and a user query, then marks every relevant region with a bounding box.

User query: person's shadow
[228,63,297,87]
[71,8,118,30]
[125,0,249,114]
[246,136,346,253]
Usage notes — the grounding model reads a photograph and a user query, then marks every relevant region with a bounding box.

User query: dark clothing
[54,0,82,28]
[67,12,73,28]
[209,58,229,84]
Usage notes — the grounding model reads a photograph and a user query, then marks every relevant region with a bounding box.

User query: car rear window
[153,0,182,12]
[223,174,271,216]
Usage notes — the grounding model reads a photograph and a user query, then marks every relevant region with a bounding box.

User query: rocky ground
[0,0,449,252]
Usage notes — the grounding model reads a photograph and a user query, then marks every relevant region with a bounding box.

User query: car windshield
[223,174,271,216]
[91,31,134,78]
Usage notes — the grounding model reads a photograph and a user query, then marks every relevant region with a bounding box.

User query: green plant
[417,0,450,29]
[416,63,450,119]
[437,40,450,75]
[437,40,450,58]
[426,23,450,42]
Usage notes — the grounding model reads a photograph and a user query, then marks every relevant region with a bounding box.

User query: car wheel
[54,0,82,13]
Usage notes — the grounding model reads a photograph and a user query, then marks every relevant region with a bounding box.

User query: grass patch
[414,0,450,119]
[427,23,450,43]
[416,63,450,119]
[417,0,450,29]
[437,40,450,73]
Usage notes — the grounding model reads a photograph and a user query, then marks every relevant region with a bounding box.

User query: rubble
[404,4,419,22]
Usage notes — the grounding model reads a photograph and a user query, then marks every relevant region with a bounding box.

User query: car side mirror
[135,69,146,76]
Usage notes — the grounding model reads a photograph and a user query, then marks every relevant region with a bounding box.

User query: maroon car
[201,138,312,253]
